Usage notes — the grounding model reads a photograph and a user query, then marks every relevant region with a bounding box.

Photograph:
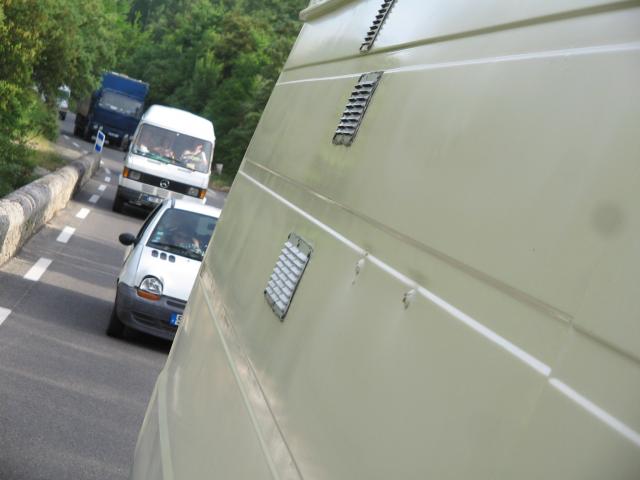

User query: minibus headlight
[187,186,205,198]
[128,170,141,181]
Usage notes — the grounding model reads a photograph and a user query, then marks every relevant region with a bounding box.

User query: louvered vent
[360,0,397,53]
[332,71,383,146]
[264,233,312,320]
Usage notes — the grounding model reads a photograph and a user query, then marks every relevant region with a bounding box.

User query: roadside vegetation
[0,0,306,197]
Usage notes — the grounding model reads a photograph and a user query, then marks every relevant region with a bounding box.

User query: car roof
[140,105,215,142]
[168,198,221,218]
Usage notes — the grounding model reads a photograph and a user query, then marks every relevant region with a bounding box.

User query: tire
[83,123,92,142]
[112,194,124,213]
[106,304,125,338]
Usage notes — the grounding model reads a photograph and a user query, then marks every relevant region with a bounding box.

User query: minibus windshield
[131,124,212,173]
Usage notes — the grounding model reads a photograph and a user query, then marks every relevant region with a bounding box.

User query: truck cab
[74,72,148,149]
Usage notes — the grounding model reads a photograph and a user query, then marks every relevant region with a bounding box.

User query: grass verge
[28,136,68,172]
[209,171,234,192]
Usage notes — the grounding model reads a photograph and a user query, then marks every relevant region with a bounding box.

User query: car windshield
[146,208,217,261]
[98,90,143,117]
[131,124,213,173]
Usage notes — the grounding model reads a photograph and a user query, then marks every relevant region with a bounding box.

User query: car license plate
[170,312,183,327]
[142,193,161,204]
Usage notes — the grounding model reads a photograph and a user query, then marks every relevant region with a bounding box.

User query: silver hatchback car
[107,198,221,340]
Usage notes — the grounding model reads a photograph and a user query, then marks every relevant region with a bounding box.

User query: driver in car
[180,143,207,171]
[151,213,203,256]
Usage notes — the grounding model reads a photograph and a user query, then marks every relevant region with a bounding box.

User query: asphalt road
[0,113,226,479]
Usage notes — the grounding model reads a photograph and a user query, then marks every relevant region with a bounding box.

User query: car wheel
[83,124,92,142]
[106,304,125,338]
[112,194,124,213]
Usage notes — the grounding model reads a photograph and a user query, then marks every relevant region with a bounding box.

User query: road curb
[0,153,100,267]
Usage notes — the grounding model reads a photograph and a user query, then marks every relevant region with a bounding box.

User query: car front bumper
[115,282,186,341]
[116,185,164,209]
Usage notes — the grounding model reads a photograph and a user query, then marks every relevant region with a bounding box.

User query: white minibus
[113,105,215,211]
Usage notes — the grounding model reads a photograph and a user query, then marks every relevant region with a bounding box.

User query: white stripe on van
[239,170,640,450]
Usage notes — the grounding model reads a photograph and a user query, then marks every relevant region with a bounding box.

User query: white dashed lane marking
[76,208,90,219]
[24,258,52,282]
[72,141,80,148]
[0,307,11,326]
[105,167,112,175]
[63,135,69,140]
[98,184,107,192]
[56,226,76,244]
[89,195,100,204]
[105,176,111,183]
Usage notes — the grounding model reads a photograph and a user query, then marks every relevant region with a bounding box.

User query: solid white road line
[56,226,76,244]
[24,258,52,282]
[76,208,90,219]
[72,141,80,148]
[0,307,11,326]
[105,176,111,182]
[98,184,107,192]
[89,194,100,204]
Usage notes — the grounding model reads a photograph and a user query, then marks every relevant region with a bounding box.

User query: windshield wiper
[148,242,202,260]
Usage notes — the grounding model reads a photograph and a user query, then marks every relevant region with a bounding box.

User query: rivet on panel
[352,254,368,284]
[402,289,416,309]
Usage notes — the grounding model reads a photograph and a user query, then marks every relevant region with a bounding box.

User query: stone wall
[0,154,99,266]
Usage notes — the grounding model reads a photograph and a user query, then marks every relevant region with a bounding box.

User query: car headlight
[137,276,163,300]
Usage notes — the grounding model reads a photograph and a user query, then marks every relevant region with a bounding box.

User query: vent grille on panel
[360,0,397,53]
[332,71,383,146]
[264,233,312,320]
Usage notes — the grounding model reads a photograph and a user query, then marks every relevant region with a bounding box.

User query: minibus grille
[264,233,312,320]
[360,0,397,53]
[333,71,383,146]
[135,171,199,197]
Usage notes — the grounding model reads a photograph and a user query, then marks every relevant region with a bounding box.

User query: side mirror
[119,233,136,246]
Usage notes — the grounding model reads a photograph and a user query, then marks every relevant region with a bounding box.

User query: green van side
[131,1,640,478]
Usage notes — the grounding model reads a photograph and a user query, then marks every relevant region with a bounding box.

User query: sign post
[94,129,106,157]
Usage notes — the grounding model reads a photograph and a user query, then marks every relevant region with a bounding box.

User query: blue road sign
[94,130,106,153]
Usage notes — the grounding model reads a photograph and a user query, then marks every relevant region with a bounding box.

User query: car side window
[136,204,163,242]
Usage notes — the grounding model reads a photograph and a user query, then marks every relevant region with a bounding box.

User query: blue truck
[74,72,149,150]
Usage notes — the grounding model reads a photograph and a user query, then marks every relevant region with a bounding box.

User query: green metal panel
[131,1,640,478]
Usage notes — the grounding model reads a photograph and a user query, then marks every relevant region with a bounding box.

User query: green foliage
[0,0,306,196]
[0,138,34,197]
[118,0,307,175]
[0,0,124,196]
